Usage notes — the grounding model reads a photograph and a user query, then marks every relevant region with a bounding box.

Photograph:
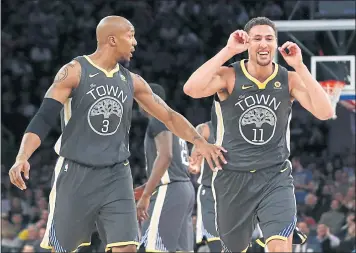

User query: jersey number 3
[179,138,189,166]
[102,120,109,133]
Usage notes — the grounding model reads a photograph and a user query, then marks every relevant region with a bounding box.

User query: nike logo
[89,73,99,78]
[242,85,253,90]
[280,167,288,173]
[124,161,130,166]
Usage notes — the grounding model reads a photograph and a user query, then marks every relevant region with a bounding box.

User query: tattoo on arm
[54,67,69,83]
[152,94,173,114]
[54,64,75,83]
[193,135,202,141]
[136,74,173,113]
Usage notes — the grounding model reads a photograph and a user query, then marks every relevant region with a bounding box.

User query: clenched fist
[226,30,249,55]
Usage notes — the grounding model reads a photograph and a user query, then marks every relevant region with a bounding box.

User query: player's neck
[246,60,274,82]
[88,49,118,72]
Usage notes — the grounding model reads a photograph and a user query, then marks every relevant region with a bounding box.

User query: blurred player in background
[189,103,221,253]
[136,83,195,252]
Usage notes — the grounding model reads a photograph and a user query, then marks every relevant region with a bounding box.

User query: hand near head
[226,30,249,55]
[278,41,303,69]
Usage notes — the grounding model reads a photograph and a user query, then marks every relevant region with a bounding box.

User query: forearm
[184,47,234,93]
[165,112,205,145]
[295,64,334,117]
[16,133,41,162]
[142,155,171,197]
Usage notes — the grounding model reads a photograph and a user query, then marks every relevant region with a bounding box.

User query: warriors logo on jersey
[87,85,127,136]
[235,94,281,145]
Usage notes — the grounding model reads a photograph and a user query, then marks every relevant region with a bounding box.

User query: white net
[320,80,345,119]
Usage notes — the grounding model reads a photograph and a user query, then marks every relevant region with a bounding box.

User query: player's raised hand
[278,41,303,69]
[9,160,30,190]
[226,30,249,55]
[194,140,227,172]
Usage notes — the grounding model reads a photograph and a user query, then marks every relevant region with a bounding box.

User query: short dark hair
[244,17,277,35]
[149,83,166,101]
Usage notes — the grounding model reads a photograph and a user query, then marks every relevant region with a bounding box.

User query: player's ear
[108,36,116,46]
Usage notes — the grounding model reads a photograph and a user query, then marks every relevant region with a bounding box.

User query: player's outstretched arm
[279,41,334,120]
[9,61,81,190]
[132,73,227,171]
[189,122,210,174]
[137,131,173,221]
[183,30,249,98]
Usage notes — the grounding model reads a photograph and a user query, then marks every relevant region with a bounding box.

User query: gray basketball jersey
[214,60,292,172]
[197,121,216,187]
[144,117,191,186]
[54,55,134,167]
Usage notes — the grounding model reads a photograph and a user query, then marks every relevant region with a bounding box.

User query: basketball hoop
[320,80,345,119]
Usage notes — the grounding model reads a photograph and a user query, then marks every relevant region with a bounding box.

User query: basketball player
[8,16,226,253]
[184,17,333,252]
[190,120,221,253]
[136,83,195,252]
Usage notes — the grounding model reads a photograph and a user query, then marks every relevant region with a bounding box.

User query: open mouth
[258,51,269,56]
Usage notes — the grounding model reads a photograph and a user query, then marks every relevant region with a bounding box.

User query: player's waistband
[61,156,130,169]
[159,179,192,186]
[221,160,291,174]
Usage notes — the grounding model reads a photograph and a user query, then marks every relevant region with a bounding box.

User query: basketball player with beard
[184,17,333,252]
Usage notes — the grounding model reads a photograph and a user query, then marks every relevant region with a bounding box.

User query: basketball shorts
[40,156,139,252]
[140,181,195,252]
[196,184,220,244]
[212,160,297,252]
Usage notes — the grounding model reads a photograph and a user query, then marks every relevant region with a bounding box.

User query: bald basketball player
[184,17,333,252]
[8,16,226,253]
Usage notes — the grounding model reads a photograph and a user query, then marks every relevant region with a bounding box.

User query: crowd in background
[2,0,355,252]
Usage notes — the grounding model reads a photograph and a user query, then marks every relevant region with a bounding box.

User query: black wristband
[25,98,63,142]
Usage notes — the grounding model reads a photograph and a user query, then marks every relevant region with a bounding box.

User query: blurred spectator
[316,224,340,253]
[336,219,355,252]
[319,200,346,235]
[292,157,314,204]
[21,244,35,253]
[293,221,322,252]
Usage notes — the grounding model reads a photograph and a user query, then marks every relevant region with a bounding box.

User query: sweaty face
[114,25,137,62]
[247,25,277,66]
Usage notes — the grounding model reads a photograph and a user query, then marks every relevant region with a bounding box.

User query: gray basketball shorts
[212,160,297,252]
[40,156,139,252]
[196,184,220,244]
[140,181,195,252]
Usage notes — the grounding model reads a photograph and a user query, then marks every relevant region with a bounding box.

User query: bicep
[289,72,315,113]
[154,131,173,157]
[133,73,174,123]
[45,61,81,104]
[190,67,230,98]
